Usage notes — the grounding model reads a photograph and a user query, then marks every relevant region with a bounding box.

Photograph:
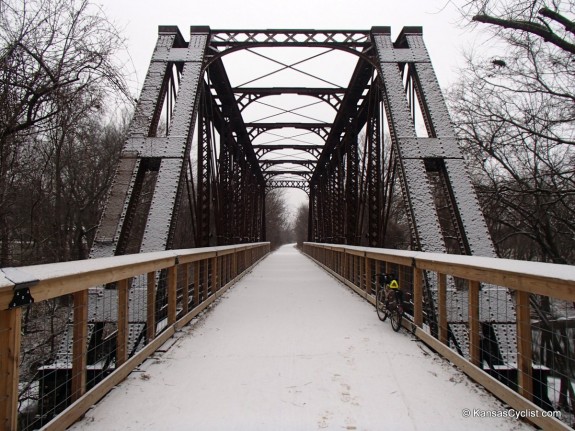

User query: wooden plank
[415,260,575,302]
[468,280,480,366]
[116,278,129,366]
[516,290,533,401]
[413,268,423,327]
[146,272,156,342]
[346,249,365,257]
[0,308,21,431]
[0,244,271,311]
[365,251,413,266]
[0,257,176,310]
[167,266,177,325]
[438,272,448,345]
[72,290,88,402]
[178,251,217,265]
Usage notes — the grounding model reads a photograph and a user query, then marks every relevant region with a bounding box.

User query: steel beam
[246,122,331,141]
[253,144,323,158]
[234,87,345,111]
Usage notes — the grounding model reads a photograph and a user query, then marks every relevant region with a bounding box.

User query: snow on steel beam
[252,144,323,159]
[404,32,497,257]
[372,27,446,254]
[209,30,371,47]
[91,28,191,259]
[140,28,210,252]
[234,87,345,111]
[245,122,331,140]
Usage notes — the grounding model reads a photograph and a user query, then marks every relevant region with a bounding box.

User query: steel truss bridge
[1,26,574,431]
[89,25,516,377]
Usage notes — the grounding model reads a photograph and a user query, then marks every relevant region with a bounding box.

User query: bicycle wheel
[376,286,388,321]
[390,304,403,332]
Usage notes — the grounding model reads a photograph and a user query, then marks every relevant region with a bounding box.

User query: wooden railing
[303,242,575,430]
[0,243,269,431]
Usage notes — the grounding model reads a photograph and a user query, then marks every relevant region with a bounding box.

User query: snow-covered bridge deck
[71,245,531,430]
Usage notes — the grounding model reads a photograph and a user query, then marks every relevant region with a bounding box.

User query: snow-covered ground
[71,244,532,430]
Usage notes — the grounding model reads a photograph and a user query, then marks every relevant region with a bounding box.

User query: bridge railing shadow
[303,242,575,430]
[0,242,269,431]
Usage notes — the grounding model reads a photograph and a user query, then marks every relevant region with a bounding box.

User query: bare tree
[292,202,308,246]
[265,189,291,249]
[0,0,129,140]
[450,0,575,264]
[0,0,130,265]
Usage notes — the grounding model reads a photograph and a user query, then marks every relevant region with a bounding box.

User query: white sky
[97,0,483,214]
[100,0,478,94]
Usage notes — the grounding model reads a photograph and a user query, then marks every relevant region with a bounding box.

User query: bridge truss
[90,26,516,371]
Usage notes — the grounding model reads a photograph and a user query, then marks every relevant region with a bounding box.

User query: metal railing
[0,243,269,431]
[303,242,575,430]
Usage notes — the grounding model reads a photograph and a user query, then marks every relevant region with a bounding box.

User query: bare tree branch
[538,6,575,36]
[473,13,575,54]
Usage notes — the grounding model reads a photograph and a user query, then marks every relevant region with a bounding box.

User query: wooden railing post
[343,252,348,280]
[468,280,480,366]
[413,268,423,327]
[0,307,21,431]
[72,290,88,402]
[516,290,533,400]
[365,258,372,296]
[212,256,218,296]
[182,264,190,315]
[203,260,209,298]
[194,261,201,305]
[359,255,365,292]
[167,266,177,325]
[438,273,447,344]
[146,272,156,342]
[117,278,129,366]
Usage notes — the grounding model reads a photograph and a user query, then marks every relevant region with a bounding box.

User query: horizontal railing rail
[303,242,575,430]
[0,242,269,431]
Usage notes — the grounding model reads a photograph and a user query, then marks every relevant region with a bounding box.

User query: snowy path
[71,244,531,430]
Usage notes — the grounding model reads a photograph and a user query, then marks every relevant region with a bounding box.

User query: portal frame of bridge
[89,26,515,383]
[94,25,489,253]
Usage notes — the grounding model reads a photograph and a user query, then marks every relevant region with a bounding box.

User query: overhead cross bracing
[89,26,517,384]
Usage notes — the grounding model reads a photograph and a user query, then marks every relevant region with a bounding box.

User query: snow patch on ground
[70,244,533,430]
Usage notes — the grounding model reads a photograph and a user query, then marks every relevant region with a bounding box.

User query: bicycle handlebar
[372,273,398,284]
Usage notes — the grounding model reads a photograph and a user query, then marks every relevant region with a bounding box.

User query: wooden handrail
[303,242,574,431]
[0,243,269,311]
[304,242,575,300]
[0,242,270,431]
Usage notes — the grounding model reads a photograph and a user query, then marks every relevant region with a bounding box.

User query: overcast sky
[97,0,483,212]
[99,0,480,96]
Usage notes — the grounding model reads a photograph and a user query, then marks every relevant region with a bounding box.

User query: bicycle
[374,273,404,332]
